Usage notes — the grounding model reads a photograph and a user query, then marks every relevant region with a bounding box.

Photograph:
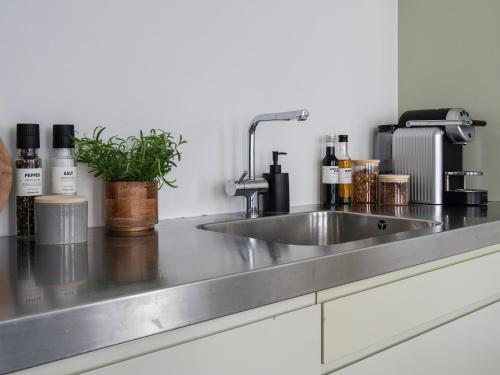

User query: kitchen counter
[1,203,500,373]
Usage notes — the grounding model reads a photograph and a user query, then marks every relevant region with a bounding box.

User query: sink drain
[377,220,387,230]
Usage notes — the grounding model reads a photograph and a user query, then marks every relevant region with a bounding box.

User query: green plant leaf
[73,126,186,190]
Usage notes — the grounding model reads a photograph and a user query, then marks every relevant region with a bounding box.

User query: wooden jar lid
[379,174,410,183]
[35,195,88,204]
[352,159,380,165]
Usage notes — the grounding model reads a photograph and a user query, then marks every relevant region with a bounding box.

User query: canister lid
[379,174,410,183]
[352,159,380,165]
[35,195,87,204]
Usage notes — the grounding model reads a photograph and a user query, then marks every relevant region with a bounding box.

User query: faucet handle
[237,171,248,184]
[226,172,268,198]
[226,171,248,197]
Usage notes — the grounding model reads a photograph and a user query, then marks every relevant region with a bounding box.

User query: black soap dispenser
[262,151,290,215]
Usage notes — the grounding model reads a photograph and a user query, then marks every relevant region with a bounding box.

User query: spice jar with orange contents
[352,160,380,203]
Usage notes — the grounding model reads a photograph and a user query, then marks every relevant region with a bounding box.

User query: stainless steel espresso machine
[374,108,488,206]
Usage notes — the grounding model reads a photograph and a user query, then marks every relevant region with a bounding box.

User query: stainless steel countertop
[1,203,500,373]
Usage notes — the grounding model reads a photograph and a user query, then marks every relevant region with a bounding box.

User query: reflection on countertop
[15,240,88,315]
[0,230,160,321]
[106,230,158,283]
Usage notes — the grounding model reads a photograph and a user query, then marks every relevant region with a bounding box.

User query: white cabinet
[16,294,318,375]
[332,301,500,375]
[320,247,500,372]
[86,304,320,375]
[322,250,500,363]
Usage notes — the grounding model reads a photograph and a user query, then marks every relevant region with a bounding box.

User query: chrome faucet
[226,109,310,218]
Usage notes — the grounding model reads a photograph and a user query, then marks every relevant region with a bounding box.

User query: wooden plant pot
[105,180,158,232]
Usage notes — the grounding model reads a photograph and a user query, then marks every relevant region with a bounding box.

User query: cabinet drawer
[329,301,500,375]
[322,251,500,365]
[86,305,321,375]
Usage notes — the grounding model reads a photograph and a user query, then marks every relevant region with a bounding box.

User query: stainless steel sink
[199,211,440,246]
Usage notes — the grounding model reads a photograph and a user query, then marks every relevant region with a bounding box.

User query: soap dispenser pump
[262,151,290,215]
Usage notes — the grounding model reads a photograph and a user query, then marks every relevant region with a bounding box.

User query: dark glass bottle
[15,124,42,237]
[321,135,339,206]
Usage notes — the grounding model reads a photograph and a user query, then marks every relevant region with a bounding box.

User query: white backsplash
[0,0,398,236]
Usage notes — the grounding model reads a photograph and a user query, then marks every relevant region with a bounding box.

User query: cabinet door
[86,304,320,375]
[322,250,500,366]
[331,301,500,375]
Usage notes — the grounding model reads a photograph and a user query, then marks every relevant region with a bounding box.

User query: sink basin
[199,211,440,246]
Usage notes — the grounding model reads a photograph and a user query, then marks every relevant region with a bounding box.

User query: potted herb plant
[73,127,186,232]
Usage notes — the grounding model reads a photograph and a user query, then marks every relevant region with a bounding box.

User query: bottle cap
[17,123,40,149]
[324,134,336,142]
[338,134,348,142]
[53,124,75,149]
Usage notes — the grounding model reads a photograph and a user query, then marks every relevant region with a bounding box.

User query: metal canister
[34,195,88,244]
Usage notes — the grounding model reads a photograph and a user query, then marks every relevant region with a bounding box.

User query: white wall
[0,0,398,236]
[399,0,499,198]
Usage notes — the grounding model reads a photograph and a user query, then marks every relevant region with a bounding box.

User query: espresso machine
[374,108,488,206]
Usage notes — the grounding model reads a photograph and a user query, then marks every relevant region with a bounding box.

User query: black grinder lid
[16,123,40,149]
[53,124,75,148]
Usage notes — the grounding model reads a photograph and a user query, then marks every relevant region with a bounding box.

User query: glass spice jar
[352,160,380,203]
[378,174,410,205]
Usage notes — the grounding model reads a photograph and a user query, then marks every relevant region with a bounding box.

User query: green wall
[399,0,500,198]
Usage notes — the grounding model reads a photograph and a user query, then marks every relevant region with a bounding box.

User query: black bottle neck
[326,146,336,156]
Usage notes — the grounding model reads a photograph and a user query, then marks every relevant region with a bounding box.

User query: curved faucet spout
[248,109,309,179]
[249,109,309,133]
[227,109,310,218]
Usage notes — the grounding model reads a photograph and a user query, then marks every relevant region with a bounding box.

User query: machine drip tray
[444,189,488,206]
